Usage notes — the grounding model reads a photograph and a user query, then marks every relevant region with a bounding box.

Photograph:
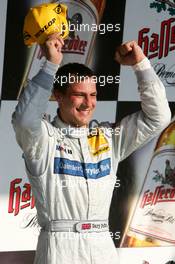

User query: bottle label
[18,0,99,95]
[130,146,175,244]
[60,0,98,65]
[18,0,98,95]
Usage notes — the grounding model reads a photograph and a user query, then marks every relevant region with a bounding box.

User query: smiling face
[54,77,97,127]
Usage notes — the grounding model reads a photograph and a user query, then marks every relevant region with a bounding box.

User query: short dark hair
[53,63,94,94]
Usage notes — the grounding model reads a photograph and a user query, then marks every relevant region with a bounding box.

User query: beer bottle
[121,120,175,247]
[60,0,106,66]
[18,0,106,98]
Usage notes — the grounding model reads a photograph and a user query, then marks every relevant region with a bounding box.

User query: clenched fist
[41,33,64,65]
[115,41,146,66]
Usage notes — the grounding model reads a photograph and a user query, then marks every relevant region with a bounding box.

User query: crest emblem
[150,0,175,15]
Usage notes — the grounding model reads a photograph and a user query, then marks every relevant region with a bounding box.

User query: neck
[57,109,87,128]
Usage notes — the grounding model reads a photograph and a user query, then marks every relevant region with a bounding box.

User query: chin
[76,119,89,127]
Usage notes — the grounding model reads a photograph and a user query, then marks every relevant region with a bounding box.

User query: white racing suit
[12,59,171,264]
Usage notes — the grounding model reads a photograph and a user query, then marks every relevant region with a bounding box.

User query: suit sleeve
[12,61,59,174]
[114,58,171,162]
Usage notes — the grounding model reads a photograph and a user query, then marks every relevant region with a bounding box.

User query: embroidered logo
[88,129,110,156]
[150,0,175,16]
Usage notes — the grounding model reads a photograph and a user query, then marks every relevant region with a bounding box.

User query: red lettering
[62,35,87,55]
[8,178,22,216]
[138,18,175,60]
[164,188,171,198]
[154,186,162,205]
[170,188,175,199]
[149,33,159,59]
[82,223,91,230]
[170,25,175,45]
[140,186,175,208]
[21,183,35,210]
[8,178,35,216]
[138,28,150,56]
[79,41,87,52]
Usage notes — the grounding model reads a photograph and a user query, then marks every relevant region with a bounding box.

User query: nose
[83,95,92,108]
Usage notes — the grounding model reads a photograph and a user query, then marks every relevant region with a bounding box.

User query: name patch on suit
[54,157,111,179]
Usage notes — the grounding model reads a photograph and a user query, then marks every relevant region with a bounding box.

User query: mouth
[77,108,90,112]
[76,108,91,116]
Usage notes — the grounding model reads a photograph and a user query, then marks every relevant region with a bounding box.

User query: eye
[73,93,84,97]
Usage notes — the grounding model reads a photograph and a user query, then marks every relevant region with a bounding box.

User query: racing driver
[12,34,171,264]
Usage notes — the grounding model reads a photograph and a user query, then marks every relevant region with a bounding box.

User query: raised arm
[114,41,171,161]
[12,34,63,155]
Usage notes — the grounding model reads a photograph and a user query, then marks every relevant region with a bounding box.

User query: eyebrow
[71,92,97,95]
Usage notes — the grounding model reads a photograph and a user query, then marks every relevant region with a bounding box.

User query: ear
[53,90,63,103]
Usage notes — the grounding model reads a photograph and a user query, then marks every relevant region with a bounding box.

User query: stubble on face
[58,78,97,127]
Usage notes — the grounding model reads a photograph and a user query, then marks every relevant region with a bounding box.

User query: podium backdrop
[0,0,175,263]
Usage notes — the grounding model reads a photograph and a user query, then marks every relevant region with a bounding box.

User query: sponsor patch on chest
[56,143,73,155]
[88,129,110,156]
[54,157,111,179]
